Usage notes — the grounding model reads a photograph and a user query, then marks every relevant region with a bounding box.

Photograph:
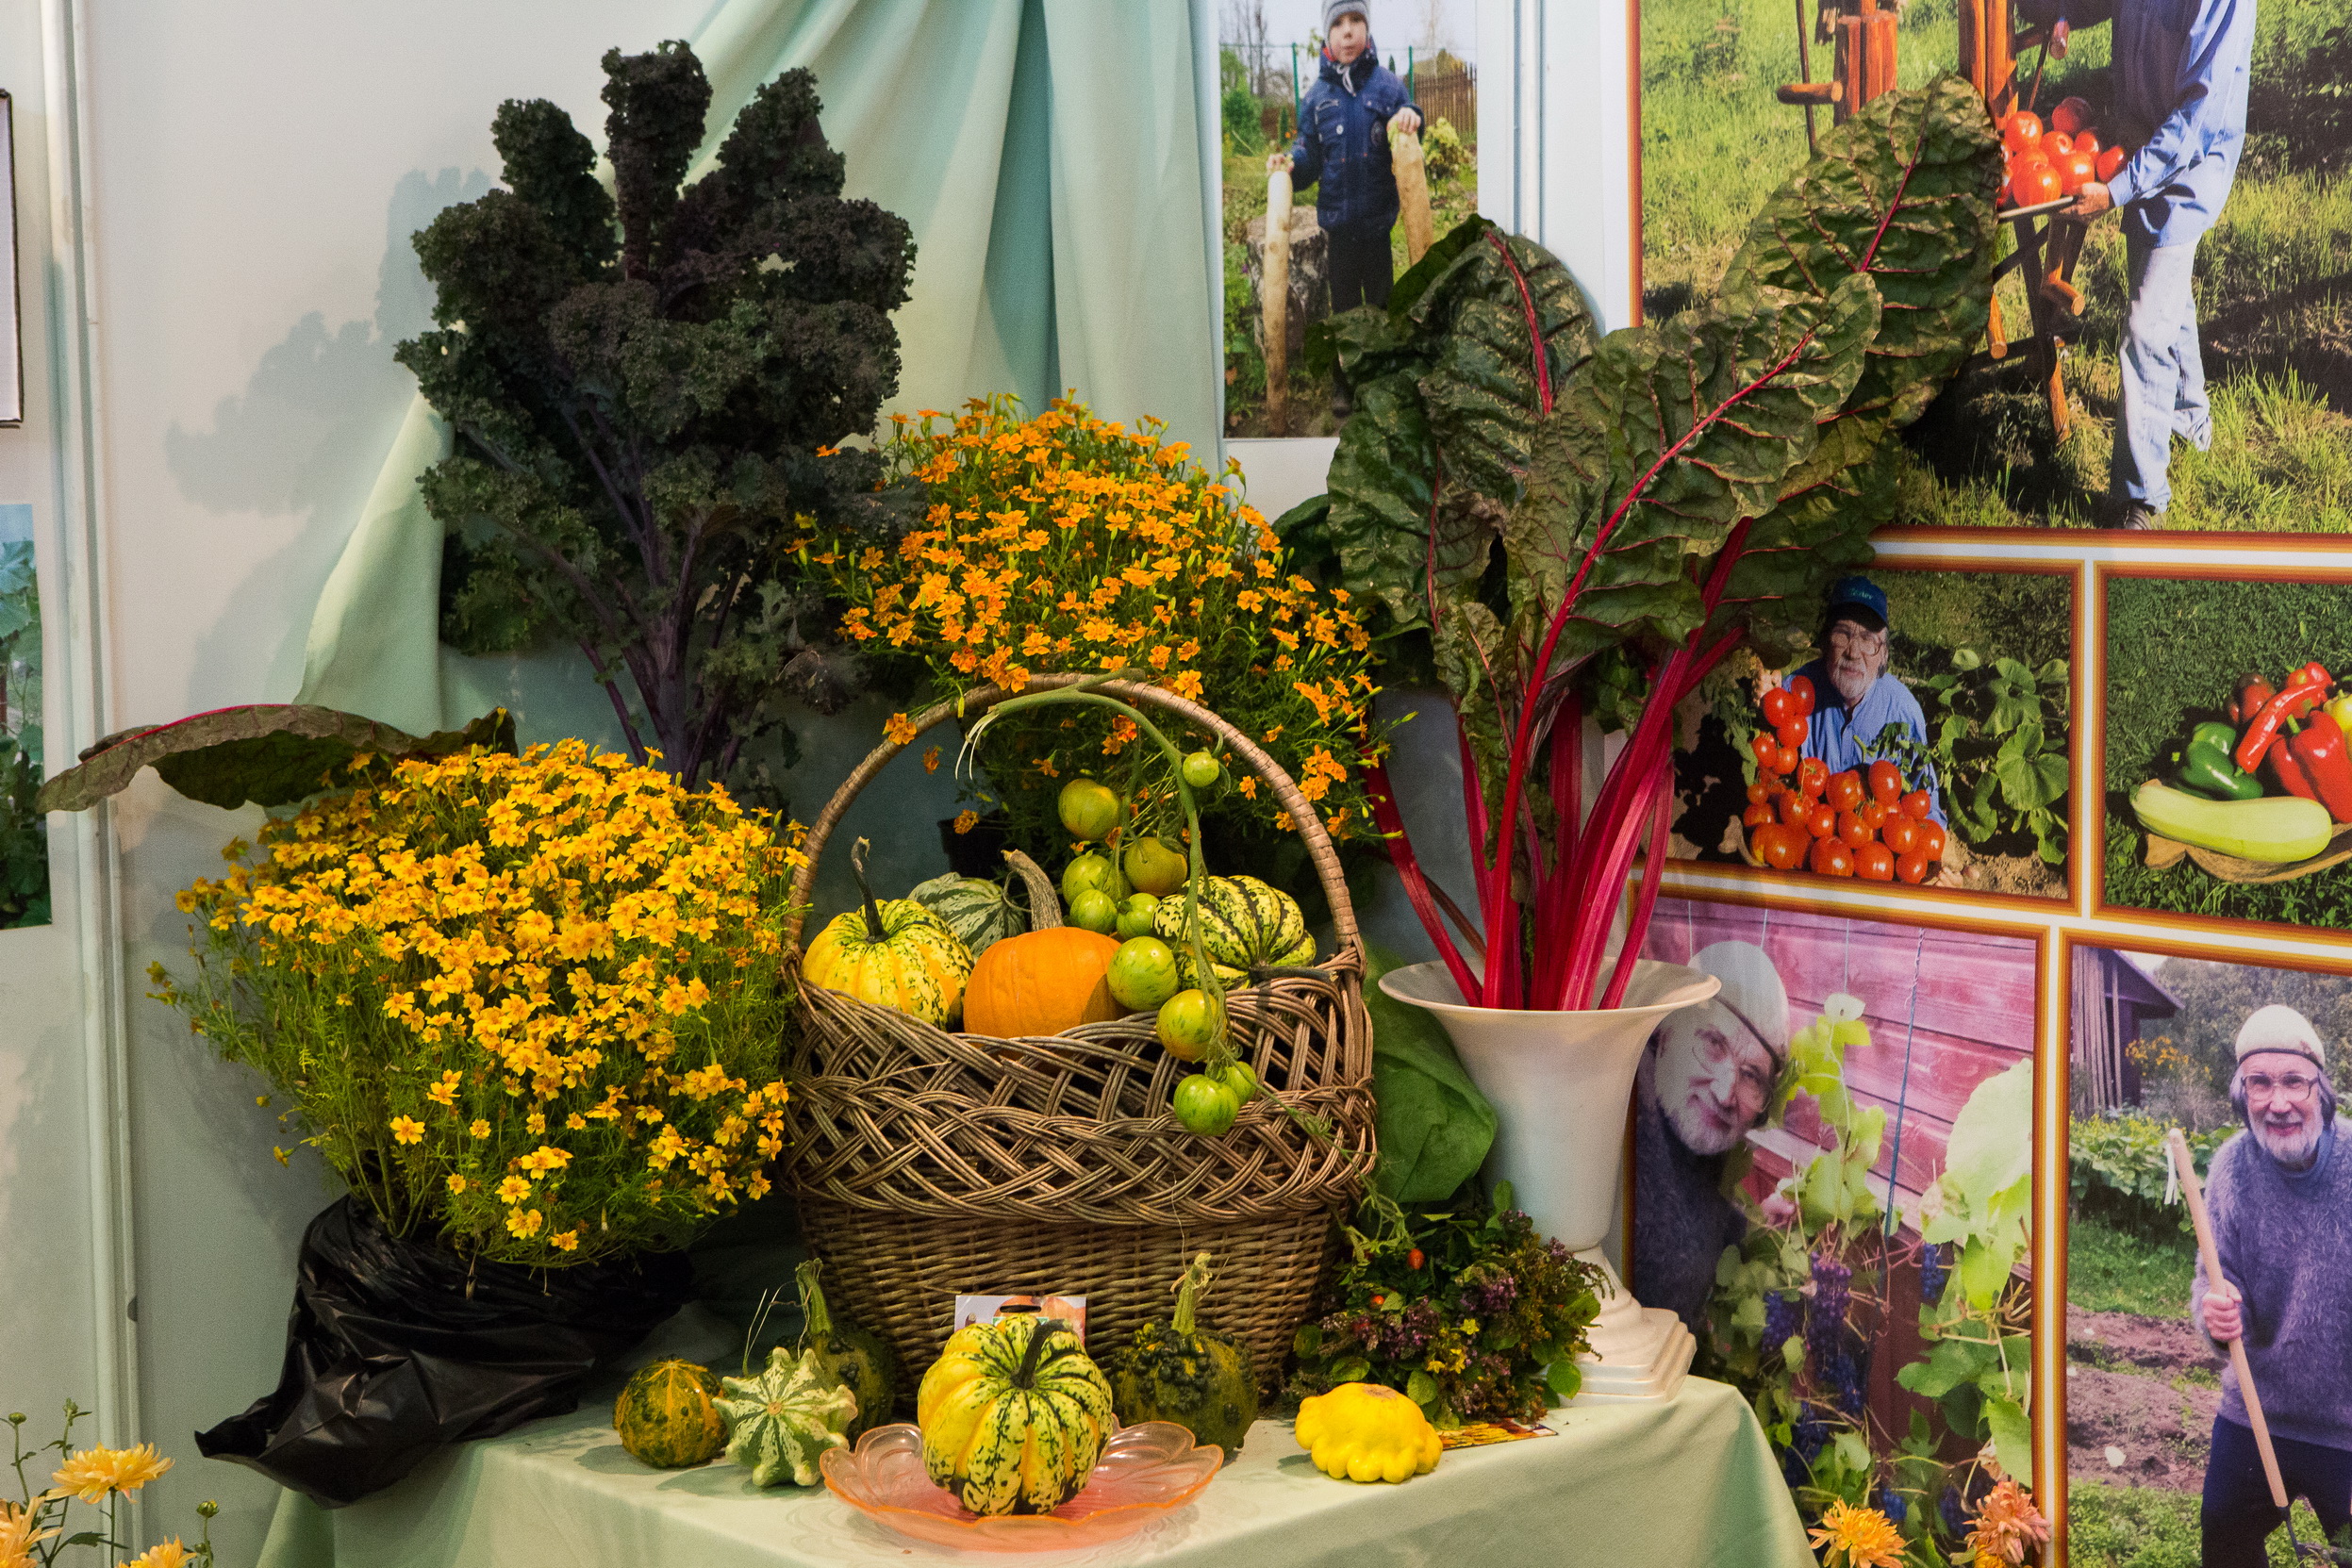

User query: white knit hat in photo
[1689,941,1791,1063]
[2235,1003,2327,1068]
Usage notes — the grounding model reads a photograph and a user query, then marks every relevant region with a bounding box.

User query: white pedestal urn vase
[1379,959,1722,1405]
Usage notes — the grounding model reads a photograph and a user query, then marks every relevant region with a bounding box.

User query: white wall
[2,5,721,1561]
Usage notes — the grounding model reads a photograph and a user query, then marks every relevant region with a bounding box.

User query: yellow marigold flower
[884,712,919,746]
[505,1207,545,1238]
[921,746,942,774]
[447,1174,469,1195]
[273,1146,290,1167]
[470,1119,491,1140]
[389,1115,425,1146]
[425,1070,462,1107]
[496,1175,532,1203]
[550,1230,580,1252]
[52,1443,172,1504]
[1808,1500,1905,1568]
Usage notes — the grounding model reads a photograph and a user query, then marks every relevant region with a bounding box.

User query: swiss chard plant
[1281,82,1999,1010]
[400,41,917,790]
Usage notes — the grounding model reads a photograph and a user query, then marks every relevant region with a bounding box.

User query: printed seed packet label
[954,1294,1087,1345]
[1436,1418,1557,1450]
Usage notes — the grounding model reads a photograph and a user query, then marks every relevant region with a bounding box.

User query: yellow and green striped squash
[613,1358,727,1468]
[802,898,972,1026]
[717,1346,860,1488]
[918,1315,1117,1516]
[1152,874,1314,984]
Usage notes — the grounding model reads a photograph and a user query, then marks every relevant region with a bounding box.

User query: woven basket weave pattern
[779,678,1375,1389]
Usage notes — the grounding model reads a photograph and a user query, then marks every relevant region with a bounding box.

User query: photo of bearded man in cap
[1634,941,1790,1334]
[2193,1004,2352,1566]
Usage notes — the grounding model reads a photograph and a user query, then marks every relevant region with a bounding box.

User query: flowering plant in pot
[1276,84,2001,1393]
[142,737,800,1504]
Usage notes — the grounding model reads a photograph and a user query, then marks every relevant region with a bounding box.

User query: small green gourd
[797,1258,900,1439]
[1108,1252,1259,1462]
[612,1358,727,1468]
[716,1346,859,1487]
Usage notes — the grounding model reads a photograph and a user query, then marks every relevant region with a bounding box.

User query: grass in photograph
[2068,1481,2330,1568]
[1641,0,2352,531]
[2103,576,2352,929]
[2068,1211,2195,1319]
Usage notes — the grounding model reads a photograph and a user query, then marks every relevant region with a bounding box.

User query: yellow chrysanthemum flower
[1807,1500,1905,1568]
[0,1500,59,1563]
[52,1443,173,1504]
[388,1115,424,1146]
[125,1539,194,1568]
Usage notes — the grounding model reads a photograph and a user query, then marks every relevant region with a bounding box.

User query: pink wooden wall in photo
[1645,900,2038,1230]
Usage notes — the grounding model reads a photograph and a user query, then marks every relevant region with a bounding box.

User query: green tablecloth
[255,1374,1810,1568]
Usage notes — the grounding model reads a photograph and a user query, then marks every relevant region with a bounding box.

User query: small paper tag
[954,1294,1088,1346]
[1436,1418,1557,1450]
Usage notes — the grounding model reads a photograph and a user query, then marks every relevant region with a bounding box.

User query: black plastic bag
[196,1197,692,1507]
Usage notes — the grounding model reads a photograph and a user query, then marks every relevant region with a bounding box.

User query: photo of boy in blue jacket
[1267,2,1419,413]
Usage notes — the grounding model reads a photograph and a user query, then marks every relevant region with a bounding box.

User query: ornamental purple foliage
[397,41,917,792]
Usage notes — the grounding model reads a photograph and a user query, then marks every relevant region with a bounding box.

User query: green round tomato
[1068,888,1119,933]
[1061,850,1131,906]
[1154,988,1219,1062]
[1120,835,1189,897]
[1115,893,1162,940]
[1057,778,1121,841]
[1181,751,1221,790]
[1215,1058,1260,1105]
[1172,1073,1240,1135]
[1107,937,1180,1011]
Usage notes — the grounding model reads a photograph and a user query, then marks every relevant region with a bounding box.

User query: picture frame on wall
[0,91,20,428]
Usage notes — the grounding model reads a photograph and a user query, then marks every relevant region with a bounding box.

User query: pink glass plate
[820,1422,1220,1551]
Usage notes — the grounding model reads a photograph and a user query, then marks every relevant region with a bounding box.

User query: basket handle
[783,677,1361,953]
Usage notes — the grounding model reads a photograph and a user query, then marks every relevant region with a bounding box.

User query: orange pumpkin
[962,851,1123,1037]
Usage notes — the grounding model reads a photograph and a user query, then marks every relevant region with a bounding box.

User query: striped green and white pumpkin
[1152,874,1314,983]
[613,1358,727,1468]
[907,873,1028,962]
[918,1315,1117,1516]
[717,1347,860,1488]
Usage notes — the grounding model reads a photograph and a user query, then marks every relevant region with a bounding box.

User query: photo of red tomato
[2011,162,2064,206]
[1780,792,1814,828]
[2050,96,2094,137]
[1895,850,1930,884]
[2058,151,2098,194]
[1883,816,1921,856]
[1899,790,1933,820]
[1747,779,1773,804]
[1826,770,1864,813]
[2000,110,2043,155]
[1808,804,1838,839]
[1856,843,1896,881]
[1868,759,1904,803]
[1837,810,1875,849]
[1776,717,1810,750]
[2074,130,2102,157]
[2095,144,2128,183]
[1919,820,1949,861]
[1861,798,1890,831]
[1762,686,1796,728]
[1797,757,1829,798]
[1744,801,1775,828]
[1758,825,1806,870]
[1785,676,1815,717]
[2044,130,2074,157]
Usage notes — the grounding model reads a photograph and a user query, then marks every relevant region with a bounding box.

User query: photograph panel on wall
[1668,565,2073,898]
[1217,0,1476,437]
[2100,570,2352,932]
[1636,898,2045,1552]
[2064,942,2352,1565]
[1640,0,2352,533]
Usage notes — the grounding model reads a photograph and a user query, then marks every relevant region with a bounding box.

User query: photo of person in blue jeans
[2048,0,2257,529]
[1267,2,1418,416]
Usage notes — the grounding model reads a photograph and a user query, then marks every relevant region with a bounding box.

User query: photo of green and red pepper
[2131,662,2348,867]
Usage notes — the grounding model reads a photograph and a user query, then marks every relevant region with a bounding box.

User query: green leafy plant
[1290,1185,1604,1423]
[1278,80,2000,1012]
[2069,1111,2227,1237]
[1869,651,2072,864]
[400,41,916,791]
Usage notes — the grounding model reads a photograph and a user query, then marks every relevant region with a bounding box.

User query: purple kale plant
[399,41,917,792]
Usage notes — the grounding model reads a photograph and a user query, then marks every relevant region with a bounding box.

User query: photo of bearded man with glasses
[2192,1004,2352,1565]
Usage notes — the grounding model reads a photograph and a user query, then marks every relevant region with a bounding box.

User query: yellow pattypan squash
[1292,1382,1442,1483]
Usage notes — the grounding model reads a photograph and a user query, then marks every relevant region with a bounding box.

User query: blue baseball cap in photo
[1825,575,1888,626]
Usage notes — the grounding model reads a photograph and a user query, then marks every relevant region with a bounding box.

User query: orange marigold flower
[884,712,920,746]
[953,810,981,834]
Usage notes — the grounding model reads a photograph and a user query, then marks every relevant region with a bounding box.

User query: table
[256,1313,1811,1568]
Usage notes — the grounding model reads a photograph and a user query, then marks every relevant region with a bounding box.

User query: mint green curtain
[296,0,1217,736]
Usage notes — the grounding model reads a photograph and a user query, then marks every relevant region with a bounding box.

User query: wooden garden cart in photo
[1778,0,2096,439]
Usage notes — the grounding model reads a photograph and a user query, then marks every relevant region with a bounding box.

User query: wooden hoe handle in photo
[2166,1128,2290,1513]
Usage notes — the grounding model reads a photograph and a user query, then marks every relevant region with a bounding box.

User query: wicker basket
[779,676,1375,1393]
